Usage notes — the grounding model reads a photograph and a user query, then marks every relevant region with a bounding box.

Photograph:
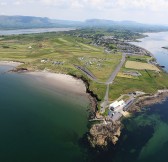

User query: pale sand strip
[26,71,87,95]
[0,61,23,67]
[0,61,87,95]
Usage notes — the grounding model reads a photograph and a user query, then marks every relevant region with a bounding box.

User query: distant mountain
[84,19,168,32]
[0,16,168,32]
[0,15,80,29]
[50,19,82,26]
[85,19,142,26]
[0,16,52,29]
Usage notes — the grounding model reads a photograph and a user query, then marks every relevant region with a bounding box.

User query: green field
[125,61,160,71]
[1,32,168,104]
[109,55,168,100]
[0,33,121,82]
[0,32,118,100]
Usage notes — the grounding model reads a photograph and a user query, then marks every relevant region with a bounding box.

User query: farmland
[1,30,168,103]
[0,32,121,100]
[109,54,168,100]
[125,60,160,71]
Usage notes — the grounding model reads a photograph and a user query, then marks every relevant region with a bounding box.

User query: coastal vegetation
[1,29,168,149]
[125,61,160,71]
[1,30,168,103]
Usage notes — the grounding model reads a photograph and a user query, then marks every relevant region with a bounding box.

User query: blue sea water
[1,31,168,162]
[91,32,168,162]
[0,65,90,162]
[0,28,74,35]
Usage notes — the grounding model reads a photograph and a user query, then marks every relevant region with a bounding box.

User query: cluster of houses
[79,57,104,63]
[41,59,64,65]
[94,36,151,56]
[78,57,107,68]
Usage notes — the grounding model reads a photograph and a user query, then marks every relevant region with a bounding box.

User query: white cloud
[13,1,21,5]
[115,0,168,10]
[0,1,7,6]
[40,0,68,6]
[36,0,168,11]
[70,0,84,8]
[1,0,168,24]
[10,0,167,11]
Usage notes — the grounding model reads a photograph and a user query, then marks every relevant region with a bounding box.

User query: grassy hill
[1,30,168,102]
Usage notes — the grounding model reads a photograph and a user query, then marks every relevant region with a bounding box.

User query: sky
[0,0,168,25]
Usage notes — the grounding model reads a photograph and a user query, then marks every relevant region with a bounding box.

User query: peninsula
[1,28,168,148]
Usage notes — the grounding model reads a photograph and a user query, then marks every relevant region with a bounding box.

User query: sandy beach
[26,71,87,95]
[0,61,87,95]
[0,61,23,67]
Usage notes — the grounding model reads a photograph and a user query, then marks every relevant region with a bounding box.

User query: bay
[132,32,168,71]
[1,31,168,162]
[0,65,90,162]
[0,28,75,36]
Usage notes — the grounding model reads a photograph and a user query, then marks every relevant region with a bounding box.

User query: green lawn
[1,32,168,103]
[0,32,120,100]
[109,55,168,101]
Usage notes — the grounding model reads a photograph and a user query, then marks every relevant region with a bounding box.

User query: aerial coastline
[1,29,168,150]
[0,61,88,95]
[0,61,23,67]
[1,40,168,148]
[2,0,168,160]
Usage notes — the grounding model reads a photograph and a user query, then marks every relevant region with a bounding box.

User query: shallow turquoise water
[0,65,90,162]
[87,101,168,162]
[88,31,168,162]
[1,31,168,162]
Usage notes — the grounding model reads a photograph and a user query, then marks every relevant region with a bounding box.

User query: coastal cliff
[130,90,168,112]
[88,121,121,147]
[87,89,168,148]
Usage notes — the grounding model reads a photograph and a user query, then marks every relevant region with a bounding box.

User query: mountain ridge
[0,15,168,31]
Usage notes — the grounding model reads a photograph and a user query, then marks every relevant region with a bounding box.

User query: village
[34,31,163,129]
[94,36,152,55]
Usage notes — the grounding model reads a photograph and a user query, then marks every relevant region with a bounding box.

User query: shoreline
[130,90,168,112]
[0,61,87,95]
[88,90,168,148]
[26,71,87,95]
[87,39,168,148]
[2,60,168,148]
[0,61,97,117]
[0,61,23,67]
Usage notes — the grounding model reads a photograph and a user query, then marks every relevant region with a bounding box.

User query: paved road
[74,65,104,84]
[74,53,127,113]
[101,53,127,113]
[100,84,109,113]
[74,53,126,85]
[106,53,126,84]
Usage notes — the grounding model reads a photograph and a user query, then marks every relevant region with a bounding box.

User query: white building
[109,100,125,111]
